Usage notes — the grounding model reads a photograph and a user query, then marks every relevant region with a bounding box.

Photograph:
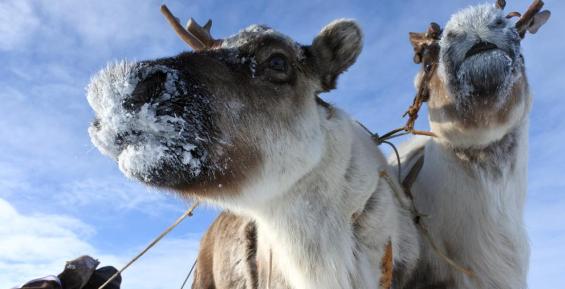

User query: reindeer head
[410,0,550,147]
[87,9,362,202]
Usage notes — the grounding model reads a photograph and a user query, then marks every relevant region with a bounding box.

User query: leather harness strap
[402,155,425,202]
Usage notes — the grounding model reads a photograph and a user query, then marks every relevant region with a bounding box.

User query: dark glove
[58,256,99,289]
[82,267,121,289]
[19,276,62,289]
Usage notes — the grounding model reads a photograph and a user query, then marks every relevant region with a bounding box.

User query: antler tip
[203,19,213,32]
[516,0,549,37]
[160,4,221,50]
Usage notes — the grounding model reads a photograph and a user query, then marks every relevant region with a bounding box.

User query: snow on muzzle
[86,61,210,185]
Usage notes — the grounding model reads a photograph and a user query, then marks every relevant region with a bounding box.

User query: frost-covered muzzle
[87,61,216,187]
[462,47,512,90]
[441,39,521,108]
[438,4,524,110]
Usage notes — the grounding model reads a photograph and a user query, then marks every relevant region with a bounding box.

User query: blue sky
[0,0,563,288]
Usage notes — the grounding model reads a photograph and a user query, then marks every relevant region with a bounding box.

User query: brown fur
[378,241,393,289]
[193,213,257,289]
[426,70,529,130]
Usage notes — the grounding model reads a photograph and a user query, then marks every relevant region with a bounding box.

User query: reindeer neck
[247,108,383,289]
[435,119,527,174]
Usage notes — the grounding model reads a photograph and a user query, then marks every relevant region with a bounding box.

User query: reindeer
[86,8,419,289]
[392,1,550,288]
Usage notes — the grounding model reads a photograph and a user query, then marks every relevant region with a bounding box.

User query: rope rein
[179,258,198,289]
[268,249,273,289]
[97,201,200,289]
[379,169,475,278]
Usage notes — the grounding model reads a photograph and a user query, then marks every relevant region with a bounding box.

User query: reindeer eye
[268,54,288,72]
[495,18,505,27]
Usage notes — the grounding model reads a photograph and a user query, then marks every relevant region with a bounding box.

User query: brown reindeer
[87,9,419,289]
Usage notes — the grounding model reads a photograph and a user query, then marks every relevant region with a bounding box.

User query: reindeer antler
[515,0,550,38]
[496,0,551,37]
[506,11,522,19]
[160,5,221,51]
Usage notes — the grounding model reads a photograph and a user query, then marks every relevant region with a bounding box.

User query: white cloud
[0,1,40,51]
[0,198,96,287]
[0,198,201,289]
[0,0,188,58]
[120,237,200,289]
[36,0,161,45]
[526,196,565,289]
[55,177,183,215]
[0,163,30,199]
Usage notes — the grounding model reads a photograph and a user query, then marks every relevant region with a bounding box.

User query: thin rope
[417,221,475,277]
[380,167,474,278]
[377,128,407,143]
[267,249,273,289]
[97,201,200,289]
[380,140,402,183]
[179,258,198,289]
[379,170,413,212]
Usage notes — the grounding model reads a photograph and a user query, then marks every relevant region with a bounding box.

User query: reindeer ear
[409,32,428,48]
[311,19,363,91]
[409,32,428,64]
[409,23,441,64]
[527,10,550,34]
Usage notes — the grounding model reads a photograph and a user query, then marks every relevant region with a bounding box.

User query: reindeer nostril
[123,71,167,111]
[465,42,498,59]
[115,130,142,148]
[92,118,101,130]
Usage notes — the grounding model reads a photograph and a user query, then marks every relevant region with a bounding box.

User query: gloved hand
[14,256,121,289]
